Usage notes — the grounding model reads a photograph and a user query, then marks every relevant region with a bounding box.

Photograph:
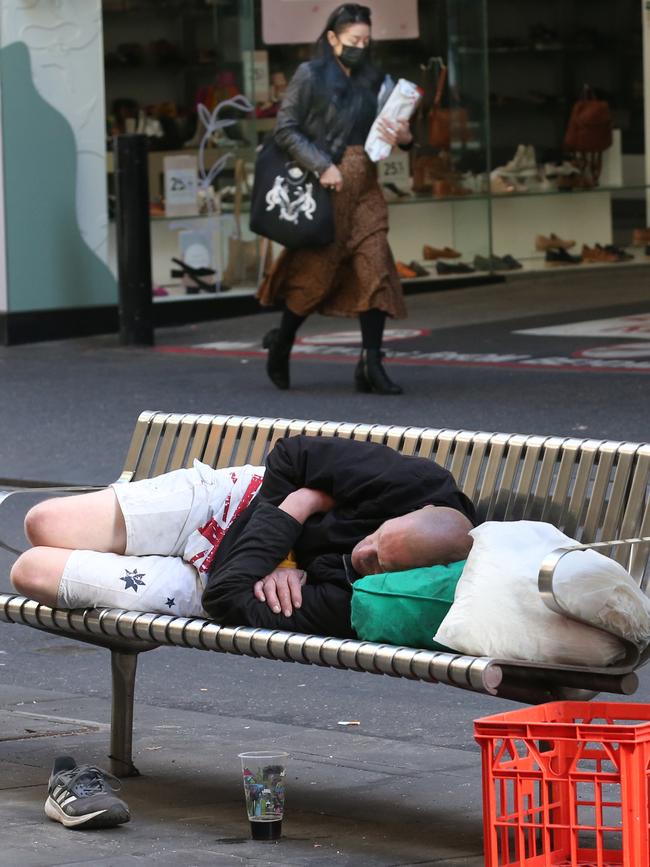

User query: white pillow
[433,521,650,666]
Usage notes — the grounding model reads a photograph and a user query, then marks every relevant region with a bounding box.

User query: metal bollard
[114,134,154,346]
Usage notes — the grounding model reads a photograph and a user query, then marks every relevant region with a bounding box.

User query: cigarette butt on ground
[337,720,361,726]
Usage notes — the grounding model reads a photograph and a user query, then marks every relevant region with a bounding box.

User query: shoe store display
[632,228,650,247]
[474,254,523,272]
[535,233,576,251]
[495,144,538,178]
[407,261,431,277]
[601,244,634,262]
[489,171,522,194]
[500,254,524,270]
[422,245,462,260]
[171,258,218,294]
[395,261,418,279]
[544,161,580,179]
[545,248,582,266]
[473,255,499,271]
[45,756,130,830]
[581,244,620,264]
[436,261,476,275]
[432,179,471,198]
[382,182,411,200]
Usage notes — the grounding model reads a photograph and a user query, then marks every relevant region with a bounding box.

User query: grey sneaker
[45,756,130,829]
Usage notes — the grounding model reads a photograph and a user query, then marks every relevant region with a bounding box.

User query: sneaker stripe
[61,795,78,807]
[45,797,109,828]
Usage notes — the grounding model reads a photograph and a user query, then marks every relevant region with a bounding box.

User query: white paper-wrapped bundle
[365,78,422,163]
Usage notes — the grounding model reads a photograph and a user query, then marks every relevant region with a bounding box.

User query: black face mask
[338,44,367,69]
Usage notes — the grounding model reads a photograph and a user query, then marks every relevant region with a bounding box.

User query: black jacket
[202,436,476,638]
[274,58,380,176]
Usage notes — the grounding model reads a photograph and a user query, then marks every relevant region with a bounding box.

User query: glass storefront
[102,0,649,311]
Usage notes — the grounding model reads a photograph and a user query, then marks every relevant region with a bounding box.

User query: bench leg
[109,650,140,778]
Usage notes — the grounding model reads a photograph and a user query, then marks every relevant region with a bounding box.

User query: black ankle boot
[262,328,293,390]
[354,349,403,395]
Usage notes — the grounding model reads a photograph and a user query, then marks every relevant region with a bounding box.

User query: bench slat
[119,410,159,482]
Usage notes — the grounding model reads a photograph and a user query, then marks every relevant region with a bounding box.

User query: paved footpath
[0,265,649,865]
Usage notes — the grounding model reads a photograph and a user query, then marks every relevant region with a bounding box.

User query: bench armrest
[0,485,105,556]
[538,536,650,669]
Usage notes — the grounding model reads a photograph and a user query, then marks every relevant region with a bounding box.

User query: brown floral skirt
[257,146,407,319]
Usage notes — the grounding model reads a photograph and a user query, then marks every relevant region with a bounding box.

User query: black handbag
[249,138,335,249]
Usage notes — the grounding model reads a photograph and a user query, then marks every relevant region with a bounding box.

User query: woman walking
[257,3,412,395]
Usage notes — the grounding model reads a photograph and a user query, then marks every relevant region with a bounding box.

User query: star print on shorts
[119,568,146,592]
[165,597,175,608]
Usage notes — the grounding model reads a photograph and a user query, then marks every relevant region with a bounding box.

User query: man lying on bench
[10,436,475,638]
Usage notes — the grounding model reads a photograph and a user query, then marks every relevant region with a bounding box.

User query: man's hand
[278,488,336,524]
[254,567,307,617]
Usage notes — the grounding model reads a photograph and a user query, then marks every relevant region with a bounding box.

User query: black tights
[277,307,387,350]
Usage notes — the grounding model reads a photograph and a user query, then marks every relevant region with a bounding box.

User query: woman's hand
[320,164,343,192]
[253,567,307,616]
[376,117,413,148]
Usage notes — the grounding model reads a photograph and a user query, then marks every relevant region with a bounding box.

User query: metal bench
[2,410,650,777]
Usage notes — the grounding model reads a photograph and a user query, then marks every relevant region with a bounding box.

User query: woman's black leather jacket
[273,59,379,176]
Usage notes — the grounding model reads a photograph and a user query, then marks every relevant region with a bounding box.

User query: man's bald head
[350,505,474,576]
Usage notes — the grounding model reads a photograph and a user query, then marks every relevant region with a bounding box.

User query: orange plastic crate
[474,701,650,867]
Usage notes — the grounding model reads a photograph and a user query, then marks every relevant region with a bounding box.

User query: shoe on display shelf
[581,244,620,264]
[45,756,130,830]
[632,228,650,247]
[496,144,538,178]
[535,233,575,252]
[395,261,418,279]
[545,248,582,266]
[523,174,556,194]
[422,245,462,260]
[407,261,431,277]
[460,172,488,194]
[500,254,523,270]
[602,244,634,262]
[436,261,476,275]
[382,182,411,200]
[544,161,580,178]
[474,254,523,272]
[489,171,518,194]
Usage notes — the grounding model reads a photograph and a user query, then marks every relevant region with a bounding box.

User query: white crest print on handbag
[265,165,317,224]
[250,138,335,248]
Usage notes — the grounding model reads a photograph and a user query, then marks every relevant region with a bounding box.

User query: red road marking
[154,345,650,375]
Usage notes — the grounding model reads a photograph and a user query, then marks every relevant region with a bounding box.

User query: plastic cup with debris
[238,750,289,841]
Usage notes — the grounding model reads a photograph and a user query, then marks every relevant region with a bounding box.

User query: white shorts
[57,461,265,618]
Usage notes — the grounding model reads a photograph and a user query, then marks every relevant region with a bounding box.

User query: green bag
[350,561,466,651]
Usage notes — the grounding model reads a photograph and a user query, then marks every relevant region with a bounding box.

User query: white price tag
[166,169,197,205]
[164,155,199,216]
[378,150,410,186]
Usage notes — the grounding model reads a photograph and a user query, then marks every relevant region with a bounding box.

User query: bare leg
[24,489,126,554]
[10,546,72,606]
